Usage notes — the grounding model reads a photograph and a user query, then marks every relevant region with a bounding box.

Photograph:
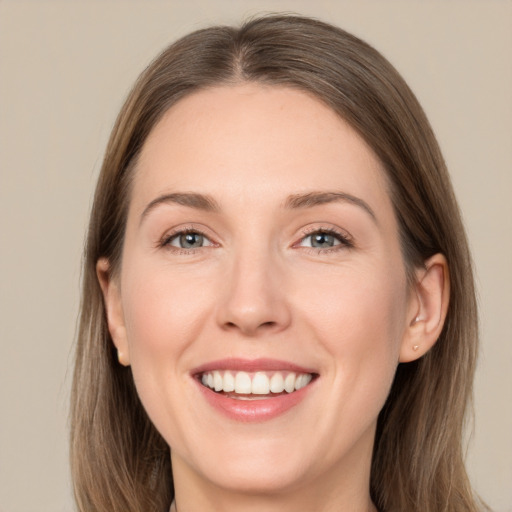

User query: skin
[98,84,449,512]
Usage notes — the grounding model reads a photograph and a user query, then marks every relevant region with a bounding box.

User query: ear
[399,253,450,363]
[96,258,130,366]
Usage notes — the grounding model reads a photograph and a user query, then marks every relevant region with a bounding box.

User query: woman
[70,14,486,512]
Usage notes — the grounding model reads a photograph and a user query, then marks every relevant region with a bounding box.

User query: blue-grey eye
[298,230,347,249]
[166,231,212,249]
[310,232,338,248]
[178,232,204,248]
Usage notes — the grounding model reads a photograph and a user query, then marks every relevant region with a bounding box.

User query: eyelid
[158,224,219,251]
[167,231,214,249]
[293,225,354,251]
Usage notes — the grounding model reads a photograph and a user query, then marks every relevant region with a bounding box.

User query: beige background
[0,1,510,511]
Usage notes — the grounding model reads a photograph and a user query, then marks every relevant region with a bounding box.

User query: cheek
[120,262,214,365]
[300,260,407,340]
[118,263,218,440]
[297,262,407,392]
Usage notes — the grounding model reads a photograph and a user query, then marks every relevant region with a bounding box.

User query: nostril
[223,319,278,334]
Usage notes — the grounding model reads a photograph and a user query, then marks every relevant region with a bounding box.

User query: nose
[216,247,292,337]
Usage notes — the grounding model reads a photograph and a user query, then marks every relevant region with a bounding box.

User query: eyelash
[158,226,354,254]
[295,226,354,253]
[159,226,216,254]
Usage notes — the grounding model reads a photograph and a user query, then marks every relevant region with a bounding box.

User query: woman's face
[104,84,420,496]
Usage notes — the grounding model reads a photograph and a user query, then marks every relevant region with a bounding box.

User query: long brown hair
[71,14,485,511]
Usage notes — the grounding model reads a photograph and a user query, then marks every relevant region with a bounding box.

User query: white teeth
[213,371,223,392]
[269,373,285,393]
[234,371,252,394]
[200,369,314,396]
[284,373,296,393]
[295,373,312,390]
[251,372,270,394]
[222,371,235,392]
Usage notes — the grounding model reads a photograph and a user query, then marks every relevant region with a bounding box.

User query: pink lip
[191,358,318,423]
[191,357,317,375]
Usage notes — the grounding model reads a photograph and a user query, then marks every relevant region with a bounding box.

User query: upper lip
[191,358,317,376]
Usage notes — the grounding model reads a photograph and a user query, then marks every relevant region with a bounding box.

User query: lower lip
[196,380,315,422]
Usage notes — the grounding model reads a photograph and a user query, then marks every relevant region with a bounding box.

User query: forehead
[132,83,390,212]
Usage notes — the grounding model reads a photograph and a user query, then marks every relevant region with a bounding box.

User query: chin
[172,432,317,496]
[202,458,309,495]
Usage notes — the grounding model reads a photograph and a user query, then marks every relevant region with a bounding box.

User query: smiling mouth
[199,370,316,399]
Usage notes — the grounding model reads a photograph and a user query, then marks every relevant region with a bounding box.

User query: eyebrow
[140,190,376,224]
[140,192,220,223]
[284,191,377,222]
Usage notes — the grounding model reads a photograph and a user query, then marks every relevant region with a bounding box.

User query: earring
[413,345,420,351]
